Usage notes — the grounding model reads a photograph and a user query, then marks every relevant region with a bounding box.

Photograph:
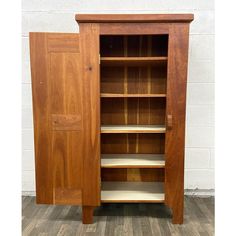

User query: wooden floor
[22,196,214,236]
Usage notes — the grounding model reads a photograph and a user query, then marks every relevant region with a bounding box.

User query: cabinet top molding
[75,14,194,23]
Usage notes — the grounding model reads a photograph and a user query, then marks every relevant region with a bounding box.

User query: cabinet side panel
[29,33,53,203]
[165,24,190,219]
[80,23,100,206]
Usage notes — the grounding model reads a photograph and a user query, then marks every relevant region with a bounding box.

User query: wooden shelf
[101,182,165,203]
[101,125,166,133]
[101,154,165,168]
[101,57,167,66]
[101,93,166,98]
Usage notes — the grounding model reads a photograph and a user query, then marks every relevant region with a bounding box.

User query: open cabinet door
[30,33,100,206]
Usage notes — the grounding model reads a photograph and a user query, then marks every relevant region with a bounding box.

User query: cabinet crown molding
[75,13,194,23]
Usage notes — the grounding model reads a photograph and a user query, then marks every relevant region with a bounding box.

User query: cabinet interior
[100,35,168,202]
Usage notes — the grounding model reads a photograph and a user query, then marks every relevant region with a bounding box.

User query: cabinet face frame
[96,22,191,224]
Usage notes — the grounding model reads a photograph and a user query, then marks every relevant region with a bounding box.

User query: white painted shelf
[101,125,166,133]
[101,154,165,168]
[101,182,164,203]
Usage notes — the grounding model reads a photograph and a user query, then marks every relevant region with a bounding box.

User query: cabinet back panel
[101,65,167,94]
[101,97,166,125]
[101,67,124,94]
[101,168,165,182]
[101,133,165,154]
[100,35,168,57]
[100,35,124,57]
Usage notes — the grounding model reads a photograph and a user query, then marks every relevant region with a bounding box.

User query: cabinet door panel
[30,32,100,205]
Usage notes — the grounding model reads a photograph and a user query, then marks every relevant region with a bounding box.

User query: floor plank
[22,196,214,236]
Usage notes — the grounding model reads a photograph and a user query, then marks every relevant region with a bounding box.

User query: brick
[187,83,214,105]
[185,169,214,189]
[186,126,214,148]
[22,150,35,171]
[190,35,214,60]
[22,12,78,36]
[188,60,214,83]
[185,148,211,169]
[22,0,80,11]
[190,10,214,34]
[186,105,214,126]
[22,84,32,109]
[210,148,215,169]
[22,59,31,84]
[22,107,33,129]
[22,129,34,150]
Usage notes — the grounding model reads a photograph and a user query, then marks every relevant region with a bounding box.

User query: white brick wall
[22,0,214,192]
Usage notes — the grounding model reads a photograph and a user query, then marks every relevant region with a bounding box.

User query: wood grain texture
[165,23,190,224]
[101,168,165,182]
[101,98,166,126]
[30,14,193,225]
[47,34,80,52]
[30,33,84,205]
[100,23,170,35]
[54,188,82,205]
[100,35,167,96]
[101,133,165,154]
[79,23,100,207]
[100,35,168,57]
[30,33,53,204]
[51,114,82,131]
[82,206,95,224]
[76,14,194,23]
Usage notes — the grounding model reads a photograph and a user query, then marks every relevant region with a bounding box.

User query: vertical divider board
[79,23,101,206]
[165,24,190,223]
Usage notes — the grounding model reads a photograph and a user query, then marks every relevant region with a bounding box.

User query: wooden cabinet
[30,14,193,224]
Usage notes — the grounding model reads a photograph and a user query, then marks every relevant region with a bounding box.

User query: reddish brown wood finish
[79,23,101,210]
[165,24,190,224]
[30,14,193,225]
[51,114,82,131]
[102,168,165,182]
[76,14,194,23]
[30,33,53,204]
[82,206,95,224]
[100,23,170,35]
[30,33,99,209]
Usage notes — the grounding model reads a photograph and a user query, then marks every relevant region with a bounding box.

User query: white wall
[22,0,214,192]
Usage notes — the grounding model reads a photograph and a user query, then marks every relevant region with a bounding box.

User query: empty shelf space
[101,93,166,98]
[101,154,165,168]
[101,57,167,66]
[101,182,165,203]
[101,125,166,133]
[100,35,168,57]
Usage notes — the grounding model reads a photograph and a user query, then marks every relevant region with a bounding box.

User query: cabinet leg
[172,207,183,224]
[82,206,94,224]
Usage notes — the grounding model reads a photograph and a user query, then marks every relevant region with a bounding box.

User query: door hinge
[99,54,101,65]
